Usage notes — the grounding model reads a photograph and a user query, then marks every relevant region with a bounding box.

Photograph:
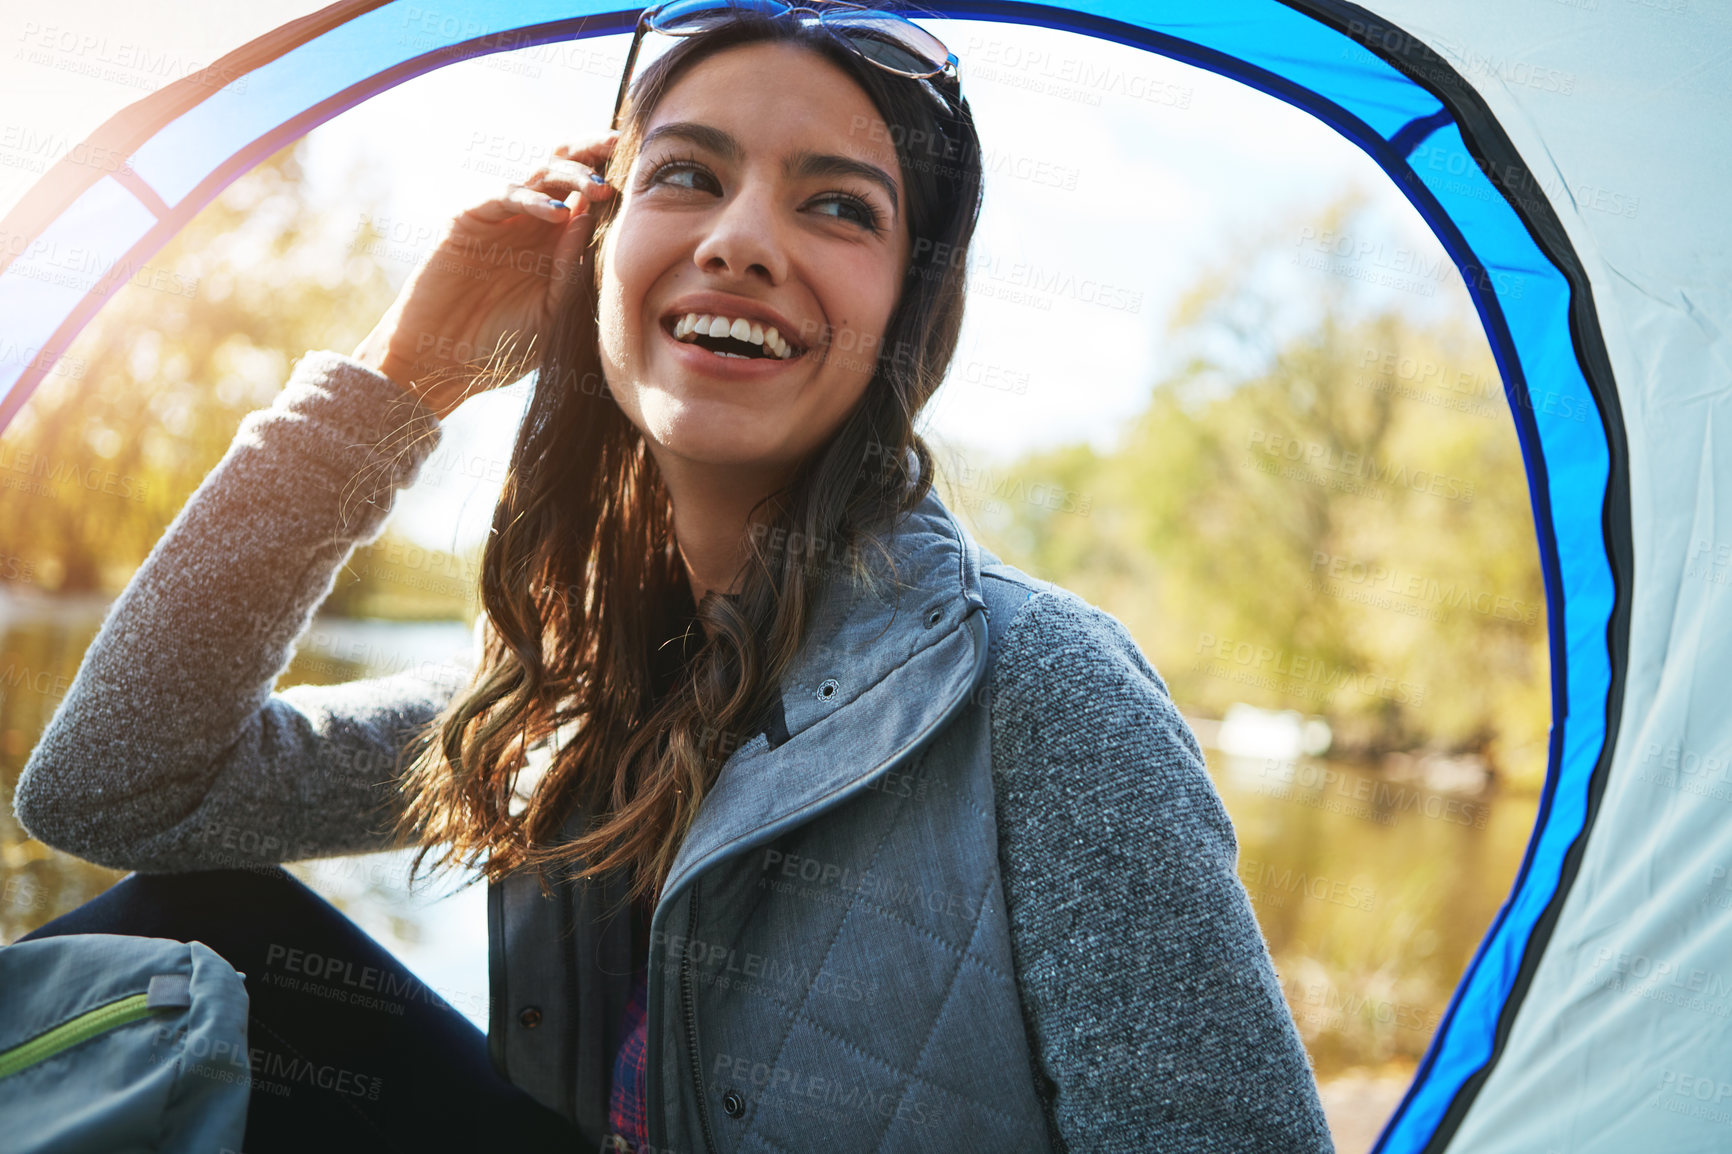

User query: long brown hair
[393,7,984,909]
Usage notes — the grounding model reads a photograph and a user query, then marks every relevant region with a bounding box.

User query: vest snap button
[518,1005,542,1029]
[816,677,839,699]
[925,607,942,626]
[722,1089,745,1118]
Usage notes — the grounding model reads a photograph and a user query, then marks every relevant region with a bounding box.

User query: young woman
[13,3,1333,1151]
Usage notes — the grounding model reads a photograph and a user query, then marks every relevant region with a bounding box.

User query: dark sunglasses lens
[821,12,948,75]
[651,0,788,33]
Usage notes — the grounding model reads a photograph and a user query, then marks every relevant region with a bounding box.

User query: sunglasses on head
[611,0,962,131]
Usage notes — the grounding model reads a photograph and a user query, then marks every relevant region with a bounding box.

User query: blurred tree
[960,193,1550,786]
[0,138,464,940]
[0,139,401,601]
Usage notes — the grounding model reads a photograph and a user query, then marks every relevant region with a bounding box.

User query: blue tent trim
[0,3,1632,1151]
[1284,10,1631,1151]
[1387,108,1454,158]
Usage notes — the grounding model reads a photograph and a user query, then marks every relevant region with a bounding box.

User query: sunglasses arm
[611,14,652,132]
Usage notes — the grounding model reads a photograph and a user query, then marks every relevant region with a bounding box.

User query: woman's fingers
[553,132,619,165]
[454,134,619,226]
[554,132,621,185]
[525,157,615,201]
[462,182,577,225]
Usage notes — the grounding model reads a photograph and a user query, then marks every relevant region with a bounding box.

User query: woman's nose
[690,184,789,284]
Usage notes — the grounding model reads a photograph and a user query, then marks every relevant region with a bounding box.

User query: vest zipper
[0,992,154,1080]
[682,884,720,1154]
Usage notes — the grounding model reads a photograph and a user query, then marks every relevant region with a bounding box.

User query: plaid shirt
[605,963,651,1152]
[599,963,647,1150]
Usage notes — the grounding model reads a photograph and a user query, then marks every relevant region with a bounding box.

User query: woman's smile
[656,291,812,373]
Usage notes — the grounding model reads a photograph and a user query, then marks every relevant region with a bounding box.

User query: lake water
[0,605,1541,1147]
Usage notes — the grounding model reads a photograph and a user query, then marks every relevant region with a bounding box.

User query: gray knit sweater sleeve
[11,350,467,873]
[989,589,1335,1152]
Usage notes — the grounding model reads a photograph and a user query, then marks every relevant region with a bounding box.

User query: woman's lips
[659,317,808,378]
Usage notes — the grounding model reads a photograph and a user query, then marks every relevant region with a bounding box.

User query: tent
[2,2,1725,1150]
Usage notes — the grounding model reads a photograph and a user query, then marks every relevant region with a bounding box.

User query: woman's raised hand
[351,132,619,419]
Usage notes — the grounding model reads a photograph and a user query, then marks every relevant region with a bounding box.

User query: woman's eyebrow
[641,121,900,221]
[785,149,899,220]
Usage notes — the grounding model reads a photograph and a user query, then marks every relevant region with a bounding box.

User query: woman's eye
[812,195,884,232]
[649,161,716,192]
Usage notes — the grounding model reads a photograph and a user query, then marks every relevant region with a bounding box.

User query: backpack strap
[978,559,1045,677]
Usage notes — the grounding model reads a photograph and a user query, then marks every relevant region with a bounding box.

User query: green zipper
[0,993,155,1080]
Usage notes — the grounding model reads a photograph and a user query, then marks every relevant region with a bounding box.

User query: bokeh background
[0,18,1553,1151]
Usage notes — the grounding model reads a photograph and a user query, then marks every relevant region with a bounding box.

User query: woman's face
[596,41,912,479]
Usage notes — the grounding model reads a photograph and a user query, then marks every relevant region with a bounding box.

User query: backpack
[0,932,251,1154]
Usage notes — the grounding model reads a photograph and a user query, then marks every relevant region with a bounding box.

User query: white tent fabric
[1364,6,1732,1153]
[3,2,1728,1150]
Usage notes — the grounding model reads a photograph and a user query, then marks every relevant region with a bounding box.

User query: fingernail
[548,197,569,209]
[588,172,607,185]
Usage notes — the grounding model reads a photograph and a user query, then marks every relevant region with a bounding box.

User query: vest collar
[658,484,990,903]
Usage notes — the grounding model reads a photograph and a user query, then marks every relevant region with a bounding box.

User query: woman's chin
[641,423,792,473]
[634,397,775,460]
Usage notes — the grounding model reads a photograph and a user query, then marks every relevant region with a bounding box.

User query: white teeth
[669,311,800,359]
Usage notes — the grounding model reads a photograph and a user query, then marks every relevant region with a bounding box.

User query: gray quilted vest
[489,487,1056,1153]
